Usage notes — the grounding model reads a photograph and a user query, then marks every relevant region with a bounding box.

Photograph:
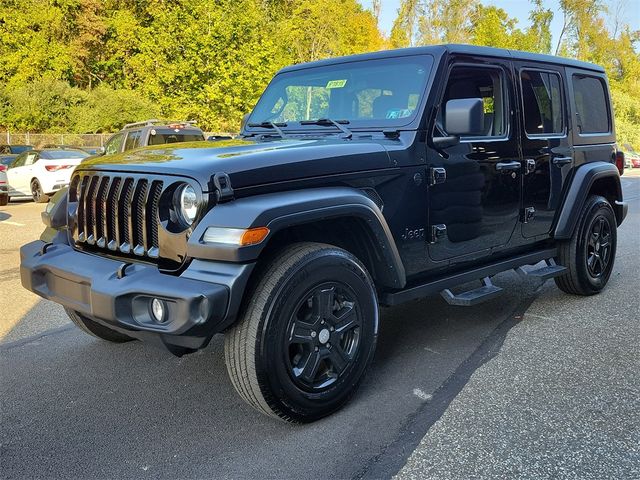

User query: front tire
[64,307,134,343]
[31,179,49,203]
[224,242,379,423]
[555,195,617,295]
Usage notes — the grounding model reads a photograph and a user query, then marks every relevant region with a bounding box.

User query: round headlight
[177,184,198,225]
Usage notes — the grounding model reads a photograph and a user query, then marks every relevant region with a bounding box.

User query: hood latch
[213,172,234,203]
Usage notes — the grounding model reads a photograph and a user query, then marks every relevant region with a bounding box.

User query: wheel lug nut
[311,331,317,338]
[327,343,331,349]
[329,327,334,332]
[314,346,319,352]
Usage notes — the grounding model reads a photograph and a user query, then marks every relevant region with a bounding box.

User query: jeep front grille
[72,173,164,259]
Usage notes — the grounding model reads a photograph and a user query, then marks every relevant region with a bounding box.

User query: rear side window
[124,130,142,150]
[572,75,610,134]
[521,70,564,135]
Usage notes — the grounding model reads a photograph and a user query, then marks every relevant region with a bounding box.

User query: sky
[360,0,640,52]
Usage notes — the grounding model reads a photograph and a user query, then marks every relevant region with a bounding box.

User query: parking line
[0,220,25,227]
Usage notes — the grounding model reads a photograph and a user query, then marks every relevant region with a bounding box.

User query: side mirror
[445,98,485,136]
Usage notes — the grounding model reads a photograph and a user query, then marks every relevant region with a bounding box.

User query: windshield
[40,150,89,159]
[248,55,434,131]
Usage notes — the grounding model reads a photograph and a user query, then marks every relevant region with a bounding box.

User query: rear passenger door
[515,64,571,238]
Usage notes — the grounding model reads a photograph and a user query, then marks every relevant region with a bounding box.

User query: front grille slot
[74,174,163,260]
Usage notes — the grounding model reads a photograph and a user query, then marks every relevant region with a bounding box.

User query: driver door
[428,60,521,261]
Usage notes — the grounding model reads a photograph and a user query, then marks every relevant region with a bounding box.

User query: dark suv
[100,119,205,156]
[21,45,628,423]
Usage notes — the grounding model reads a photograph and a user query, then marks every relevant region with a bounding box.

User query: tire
[224,242,379,423]
[0,194,7,206]
[31,179,49,203]
[64,307,134,343]
[555,195,617,295]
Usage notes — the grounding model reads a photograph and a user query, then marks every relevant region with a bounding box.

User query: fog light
[150,298,166,323]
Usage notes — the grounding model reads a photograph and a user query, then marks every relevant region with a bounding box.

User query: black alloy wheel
[224,242,378,423]
[286,283,362,391]
[585,215,612,279]
[555,195,617,295]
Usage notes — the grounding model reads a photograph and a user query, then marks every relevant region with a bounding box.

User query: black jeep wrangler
[21,45,628,423]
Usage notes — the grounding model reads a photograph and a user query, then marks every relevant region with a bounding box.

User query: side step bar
[516,258,567,281]
[440,277,503,306]
[381,248,558,307]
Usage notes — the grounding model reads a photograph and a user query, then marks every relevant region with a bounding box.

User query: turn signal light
[240,227,270,246]
[202,226,270,246]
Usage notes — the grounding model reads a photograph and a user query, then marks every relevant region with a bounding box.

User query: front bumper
[20,240,253,354]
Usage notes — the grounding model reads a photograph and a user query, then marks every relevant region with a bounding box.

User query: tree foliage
[0,0,637,148]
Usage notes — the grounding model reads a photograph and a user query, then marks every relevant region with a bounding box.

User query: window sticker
[326,79,347,89]
[385,109,413,119]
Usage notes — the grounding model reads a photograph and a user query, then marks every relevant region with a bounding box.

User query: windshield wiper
[300,118,352,139]
[247,121,288,139]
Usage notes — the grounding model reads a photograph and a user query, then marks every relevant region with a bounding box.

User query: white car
[0,164,8,206]
[6,149,88,203]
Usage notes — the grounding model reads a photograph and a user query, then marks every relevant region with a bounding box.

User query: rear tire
[0,194,7,206]
[31,179,49,203]
[64,307,134,343]
[224,242,378,423]
[555,195,617,295]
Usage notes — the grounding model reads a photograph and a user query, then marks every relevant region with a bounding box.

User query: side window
[11,153,26,168]
[572,74,610,134]
[105,133,124,155]
[441,66,508,138]
[124,130,142,151]
[521,70,564,135]
[24,153,37,166]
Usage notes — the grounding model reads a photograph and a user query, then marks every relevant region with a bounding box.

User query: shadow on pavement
[1,269,541,480]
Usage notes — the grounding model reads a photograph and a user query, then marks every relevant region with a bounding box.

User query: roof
[279,44,605,74]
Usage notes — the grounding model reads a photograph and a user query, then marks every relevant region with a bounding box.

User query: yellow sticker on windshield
[326,79,347,89]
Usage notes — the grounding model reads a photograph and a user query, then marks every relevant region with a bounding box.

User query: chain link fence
[0,132,238,148]
[1,132,110,148]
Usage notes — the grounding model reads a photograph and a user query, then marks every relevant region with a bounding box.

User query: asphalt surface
[1,172,638,479]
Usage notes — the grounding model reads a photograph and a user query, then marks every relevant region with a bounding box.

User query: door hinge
[522,207,535,223]
[429,224,447,243]
[429,167,446,186]
[213,172,234,203]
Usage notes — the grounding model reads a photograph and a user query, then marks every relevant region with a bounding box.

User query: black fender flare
[187,187,406,289]
[554,161,624,240]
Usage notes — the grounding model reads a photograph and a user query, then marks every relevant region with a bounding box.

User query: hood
[78,137,392,191]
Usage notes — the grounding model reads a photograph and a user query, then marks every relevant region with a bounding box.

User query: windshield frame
[245,53,436,135]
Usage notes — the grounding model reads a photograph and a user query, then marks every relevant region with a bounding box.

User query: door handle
[496,161,521,171]
[552,156,572,166]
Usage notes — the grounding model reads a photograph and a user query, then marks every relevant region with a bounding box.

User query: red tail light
[0,165,6,172]
[615,151,625,175]
[45,165,73,172]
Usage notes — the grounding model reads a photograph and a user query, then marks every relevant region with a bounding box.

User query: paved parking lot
[1,172,638,479]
